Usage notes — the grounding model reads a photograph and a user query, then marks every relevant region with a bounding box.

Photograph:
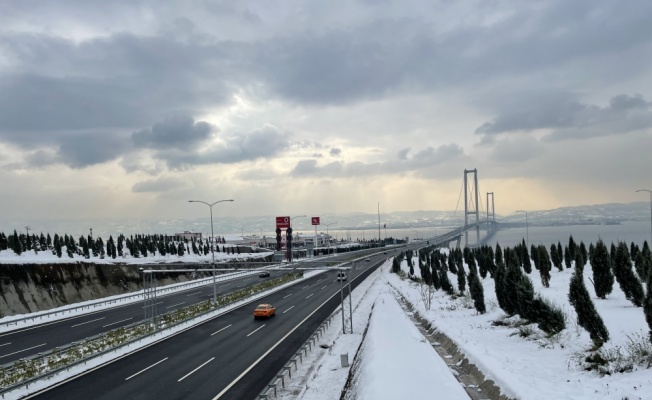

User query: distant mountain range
[1,202,649,239]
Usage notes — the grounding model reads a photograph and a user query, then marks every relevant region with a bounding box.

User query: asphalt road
[0,270,289,365]
[24,256,386,400]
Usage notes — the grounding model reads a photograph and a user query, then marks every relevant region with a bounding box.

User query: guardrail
[0,270,256,331]
[0,272,305,395]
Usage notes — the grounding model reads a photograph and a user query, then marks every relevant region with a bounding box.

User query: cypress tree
[456,261,466,295]
[557,242,563,268]
[579,241,588,267]
[468,265,486,314]
[644,274,652,343]
[568,235,577,261]
[639,241,652,282]
[530,296,566,335]
[613,242,644,307]
[551,243,562,272]
[564,247,572,269]
[568,267,610,346]
[431,262,441,290]
[538,245,551,288]
[591,239,614,299]
[177,242,185,256]
[495,243,503,266]
[439,263,454,295]
[522,241,532,274]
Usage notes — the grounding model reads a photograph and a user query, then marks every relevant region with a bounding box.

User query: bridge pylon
[487,192,496,234]
[464,169,480,247]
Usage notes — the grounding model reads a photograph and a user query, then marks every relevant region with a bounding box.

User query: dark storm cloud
[475,94,652,140]
[155,124,290,168]
[132,115,215,150]
[57,132,130,168]
[290,144,463,177]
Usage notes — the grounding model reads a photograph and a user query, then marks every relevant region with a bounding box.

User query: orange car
[253,304,276,319]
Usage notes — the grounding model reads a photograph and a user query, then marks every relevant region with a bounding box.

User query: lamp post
[636,189,652,245]
[188,199,234,304]
[516,210,528,248]
[326,222,338,253]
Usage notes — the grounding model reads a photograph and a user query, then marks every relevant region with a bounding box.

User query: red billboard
[311,217,320,225]
[276,216,291,229]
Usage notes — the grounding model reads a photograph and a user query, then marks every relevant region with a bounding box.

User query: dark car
[259,271,271,278]
[337,271,347,281]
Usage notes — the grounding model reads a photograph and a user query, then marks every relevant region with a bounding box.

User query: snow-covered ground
[272,251,652,400]
[3,249,651,400]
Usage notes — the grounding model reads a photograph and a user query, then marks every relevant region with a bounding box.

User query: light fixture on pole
[325,222,338,252]
[636,189,652,246]
[188,199,234,305]
[516,210,528,248]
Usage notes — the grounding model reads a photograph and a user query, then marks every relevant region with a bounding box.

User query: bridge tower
[464,169,480,246]
[487,192,495,233]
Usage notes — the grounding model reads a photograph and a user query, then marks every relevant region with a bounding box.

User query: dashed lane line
[246,325,266,337]
[125,357,168,381]
[211,324,232,336]
[178,357,215,382]
[71,317,105,328]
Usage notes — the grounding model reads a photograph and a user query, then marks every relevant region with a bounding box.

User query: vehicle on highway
[337,271,347,281]
[365,258,371,262]
[259,270,271,278]
[383,251,387,254]
[254,303,276,319]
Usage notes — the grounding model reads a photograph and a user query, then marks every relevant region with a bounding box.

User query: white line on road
[283,293,292,299]
[302,285,309,289]
[246,325,266,337]
[71,317,105,328]
[0,343,47,359]
[102,318,133,328]
[125,357,168,381]
[178,357,215,382]
[306,294,313,299]
[186,291,202,296]
[321,285,327,289]
[211,324,232,336]
[166,302,186,309]
[283,306,294,314]
[0,342,11,347]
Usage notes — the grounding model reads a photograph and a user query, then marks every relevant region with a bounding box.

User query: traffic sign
[276,216,291,229]
[311,217,320,225]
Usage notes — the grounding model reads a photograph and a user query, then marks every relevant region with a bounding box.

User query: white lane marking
[321,285,327,290]
[102,318,133,328]
[166,302,186,309]
[246,325,266,337]
[283,306,294,314]
[283,293,292,299]
[186,291,202,296]
[125,357,168,381]
[302,285,309,289]
[0,342,11,347]
[211,324,232,336]
[212,274,351,400]
[71,317,105,328]
[0,343,47,359]
[305,294,314,299]
[178,357,215,382]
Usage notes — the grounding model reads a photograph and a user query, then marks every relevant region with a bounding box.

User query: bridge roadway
[0,270,290,366]
[24,252,393,400]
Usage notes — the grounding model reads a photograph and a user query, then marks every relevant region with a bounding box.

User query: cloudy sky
[1,0,651,224]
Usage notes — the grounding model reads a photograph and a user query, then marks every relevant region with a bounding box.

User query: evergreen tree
[591,239,614,299]
[638,241,652,282]
[439,263,454,295]
[54,235,63,258]
[568,235,577,261]
[530,296,566,335]
[564,246,572,269]
[431,261,441,290]
[494,257,508,312]
[177,242,185,256]
[537,245,551,288]
[468,265,486,313]
[631,242,640,263]
[192,239,199,255]
[613,242,644,307]
[557,242,563,268]
[12,230,22,255]
[521,239,532,274]
[447,250,457,273]
[579,241,588,267]
[495,243,503,266]
[644,274,652,343]
[550,243,562,272]
[456,261,466,295]
[568,267,610,346]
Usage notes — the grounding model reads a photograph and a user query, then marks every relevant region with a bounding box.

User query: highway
[0,270,290,365]
[24,254,386,400]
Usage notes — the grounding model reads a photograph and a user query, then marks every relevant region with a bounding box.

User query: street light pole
[326,222,338,253]
[636,189,652,245]
[188,199,234,305]
[516,210,528,248]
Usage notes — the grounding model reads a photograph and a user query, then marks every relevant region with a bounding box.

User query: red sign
[276,216,291,229]
[311,217,320,225]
